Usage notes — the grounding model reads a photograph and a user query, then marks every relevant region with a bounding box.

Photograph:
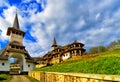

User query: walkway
[10,75,31,82]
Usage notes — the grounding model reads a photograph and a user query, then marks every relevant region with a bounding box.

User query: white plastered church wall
[0,60,9,71]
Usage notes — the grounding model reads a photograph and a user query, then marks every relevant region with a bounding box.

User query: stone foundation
[28,71,120,82]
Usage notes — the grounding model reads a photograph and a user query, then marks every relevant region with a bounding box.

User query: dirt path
[10,75,31,82]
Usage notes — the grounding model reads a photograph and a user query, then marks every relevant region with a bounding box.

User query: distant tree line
[107,39,120,50]
[89,46,106,54]
[89,39,120,54]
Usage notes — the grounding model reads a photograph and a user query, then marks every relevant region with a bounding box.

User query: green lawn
[35,49,120,75]
[0,74,11,82]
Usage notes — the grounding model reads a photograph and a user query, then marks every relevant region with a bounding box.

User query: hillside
[35,49,120,75]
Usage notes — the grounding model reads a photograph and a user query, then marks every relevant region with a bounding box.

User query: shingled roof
[52,37,57,47]
[13,13,20,30]
[0,43,32,61]
[0,44,9,60]
[7,13,25,36]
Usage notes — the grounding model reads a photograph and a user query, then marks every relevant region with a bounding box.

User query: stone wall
[28,71,120,82]
[35,64,46,68]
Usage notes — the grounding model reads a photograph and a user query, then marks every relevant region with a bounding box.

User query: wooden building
[0,14,36,74]
[41,38,85,65]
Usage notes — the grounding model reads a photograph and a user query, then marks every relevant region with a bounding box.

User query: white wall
[62,52,71,60]
[0,52,35,72]
[24,62,35,71]
[0,60,9,71]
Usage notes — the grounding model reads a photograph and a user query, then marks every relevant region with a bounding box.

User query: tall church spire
[52,37,57,47]
[51,37,57,50]
[13,13,20,29]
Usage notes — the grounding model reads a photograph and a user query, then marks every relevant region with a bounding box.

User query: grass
[0,74,39,82]
[35,49,120,75]
[0,74,11,82]
[25,75,39,82]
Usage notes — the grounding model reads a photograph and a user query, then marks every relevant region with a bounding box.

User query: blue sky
[0,0,120,57]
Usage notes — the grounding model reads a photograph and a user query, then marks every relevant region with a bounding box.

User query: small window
[12,45,14,48]
[16,32,18,34]
[19,33,21,35]
[16,46,19,49]
[28,64,30,67]
[2,63,5,66]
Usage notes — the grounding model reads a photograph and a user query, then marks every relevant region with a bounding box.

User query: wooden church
[41,37,85,65]
[0,14,36,74]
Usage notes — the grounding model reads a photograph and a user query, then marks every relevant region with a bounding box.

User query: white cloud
[23,39,47,57]
[30,24,49,49]
[0,17,9,41]
[0,6,22,41]
[23,0,33,3]
[0,2,15,41]
[96,13,101,20]
[23,23,51,57]
[1,0,120,56]
[0,6,14,41]
[74,19,86,30]
[0,0,9,7]
[3,6,17,25]
[36,0,46,9]
[24,0,120,55]
[45,23,56,36]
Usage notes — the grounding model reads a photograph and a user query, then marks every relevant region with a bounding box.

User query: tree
[98,46,107,52]
[89,47,98,54]
[89,46,106,54]
[107,39,120,50]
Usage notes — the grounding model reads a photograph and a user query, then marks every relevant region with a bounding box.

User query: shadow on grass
[0,77,6,80]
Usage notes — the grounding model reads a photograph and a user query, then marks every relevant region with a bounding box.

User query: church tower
[6,13,30,59]
[0,13,36,74]
[7,14,25,44]
[51,37,57,50]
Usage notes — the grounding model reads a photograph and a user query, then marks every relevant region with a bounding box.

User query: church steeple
[7,13,25,44]
[52,37,57,47]
[52,37,57,50]
[13,13,20,29]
